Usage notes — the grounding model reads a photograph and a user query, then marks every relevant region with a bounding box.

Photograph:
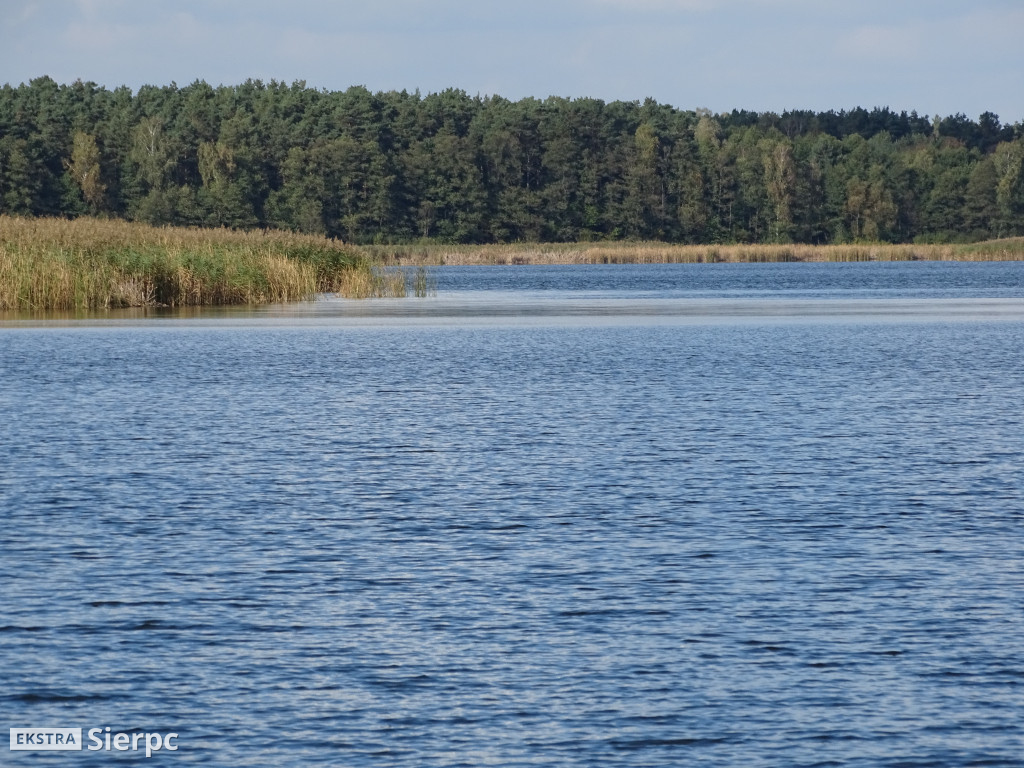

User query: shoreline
[5,215,1023,310]
[364,239,1024,266]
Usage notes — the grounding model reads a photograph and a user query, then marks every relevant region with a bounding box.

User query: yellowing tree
[762,139,795,242]
[994,140,1024,236]
[65,131,105,212]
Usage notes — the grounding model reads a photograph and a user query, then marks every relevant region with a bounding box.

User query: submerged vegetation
[0,216,404,310]
[1,77,1023,246]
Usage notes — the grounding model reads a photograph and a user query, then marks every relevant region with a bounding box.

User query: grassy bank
[0,216,405,310]
[364,239,1024,266]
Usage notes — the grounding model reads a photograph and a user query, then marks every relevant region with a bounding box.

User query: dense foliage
[2,76,1023,244]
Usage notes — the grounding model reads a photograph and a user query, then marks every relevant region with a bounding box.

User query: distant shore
[363,239,1024,266]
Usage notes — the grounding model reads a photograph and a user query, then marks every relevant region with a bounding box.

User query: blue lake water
[2,261,1024,766]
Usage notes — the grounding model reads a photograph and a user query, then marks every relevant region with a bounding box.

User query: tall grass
[331,261,407,299]
[6,216,1021,311]
[0,216,402,310]
[363,239,1024,266]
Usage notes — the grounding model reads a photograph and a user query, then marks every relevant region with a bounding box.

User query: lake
[2,261,1023,766]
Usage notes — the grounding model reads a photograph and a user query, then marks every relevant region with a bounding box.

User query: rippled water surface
[2,262,1024,766]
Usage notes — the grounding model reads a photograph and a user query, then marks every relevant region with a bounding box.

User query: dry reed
[364,239,1024,266]
[6,216,1021,311]
[0,216,399,310]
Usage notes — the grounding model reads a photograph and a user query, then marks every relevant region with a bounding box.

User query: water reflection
[3,262,1024,328]
[4,295,1024,328]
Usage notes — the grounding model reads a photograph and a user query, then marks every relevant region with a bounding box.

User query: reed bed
[365,239,1024,266]
[0,216,402,310]
[332,262,407,299]
[6,216,1021,311]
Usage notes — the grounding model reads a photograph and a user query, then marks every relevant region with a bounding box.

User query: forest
[1,76,1023,245]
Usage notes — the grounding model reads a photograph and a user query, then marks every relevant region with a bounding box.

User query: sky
[2,0,1022,123]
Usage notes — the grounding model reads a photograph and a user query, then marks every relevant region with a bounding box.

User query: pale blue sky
[3,0,1022,123]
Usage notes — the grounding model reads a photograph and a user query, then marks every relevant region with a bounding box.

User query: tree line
[2,76,1023,244]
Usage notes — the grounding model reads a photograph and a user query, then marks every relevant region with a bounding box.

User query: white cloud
[589,0,812,7]
[837,24,924,61]
[589,0,715,8]
[71,0,132,18]
[13,1,41,23]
